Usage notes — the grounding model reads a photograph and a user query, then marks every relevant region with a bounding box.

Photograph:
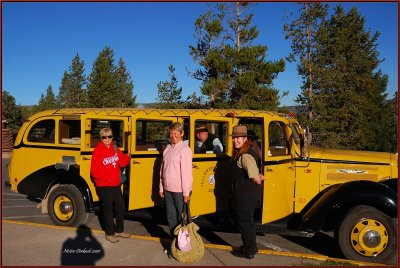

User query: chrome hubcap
[59,201,72,214]
[362,229,381,248]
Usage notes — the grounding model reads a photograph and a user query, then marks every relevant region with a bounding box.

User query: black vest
[196,134,217,153]
[231,145,261,195]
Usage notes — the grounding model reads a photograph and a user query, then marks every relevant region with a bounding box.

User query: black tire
[82,212,95,225]
[48,185,88,227]
[335,205,397,264]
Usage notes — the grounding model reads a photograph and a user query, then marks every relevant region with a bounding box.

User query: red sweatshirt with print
[90,141,130,187]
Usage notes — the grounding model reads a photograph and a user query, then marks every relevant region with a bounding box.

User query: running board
[256,223,315,237]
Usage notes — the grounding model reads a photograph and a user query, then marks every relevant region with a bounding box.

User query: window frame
[26,118,56,144]
[267,121,290,157]
[133,118,174,153]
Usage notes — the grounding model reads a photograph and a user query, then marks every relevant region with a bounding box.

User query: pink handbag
[177,228,191,252]
[171,201,205,263]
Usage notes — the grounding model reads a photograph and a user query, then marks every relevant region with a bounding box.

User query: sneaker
[105,235,119,243]
[115,232,130,238]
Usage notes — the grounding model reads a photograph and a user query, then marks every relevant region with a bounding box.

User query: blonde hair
[99,127,113,137]
[168,122,183,133]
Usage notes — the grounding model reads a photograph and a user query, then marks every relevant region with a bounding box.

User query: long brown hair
[233,139,250,159]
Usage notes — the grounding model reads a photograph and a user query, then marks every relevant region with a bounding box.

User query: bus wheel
[48,185,87,227]
[336,205,397,264]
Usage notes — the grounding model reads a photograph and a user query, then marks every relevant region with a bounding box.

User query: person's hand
[183,195,190,203]
[252,174,265,185]
[159,191,164,198]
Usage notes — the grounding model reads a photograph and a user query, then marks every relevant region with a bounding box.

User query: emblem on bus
[208,174,215,184]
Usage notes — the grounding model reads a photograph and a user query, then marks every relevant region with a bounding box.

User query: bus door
[128,117,175,210]
[189,116,233,216]
[262,119,296,224]
[80,116,131,202]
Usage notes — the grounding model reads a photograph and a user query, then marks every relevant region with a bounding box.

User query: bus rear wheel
[336,205,397,264]
[48,185,88,227]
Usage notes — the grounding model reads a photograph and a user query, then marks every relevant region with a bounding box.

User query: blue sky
[2,2,398,107]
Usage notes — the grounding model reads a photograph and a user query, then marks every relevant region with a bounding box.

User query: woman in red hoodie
[91,128,130,243]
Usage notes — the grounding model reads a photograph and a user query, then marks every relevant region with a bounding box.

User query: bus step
[256,223,314,237]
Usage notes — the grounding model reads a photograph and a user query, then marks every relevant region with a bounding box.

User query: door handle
[82,156,91,161]
[192,164,199,169]
[132,160,141,164]
[265,167,273,172]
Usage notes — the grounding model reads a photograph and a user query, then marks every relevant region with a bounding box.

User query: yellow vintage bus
[8,108,397,263]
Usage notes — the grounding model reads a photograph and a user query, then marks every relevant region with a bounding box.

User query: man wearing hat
[194,123,223,154]
[230,125,265,259]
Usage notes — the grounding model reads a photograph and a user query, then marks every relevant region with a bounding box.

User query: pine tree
[189,4,227,107]
[190,2,285,110]
[184,92,205,109]
[35,85,59,112]
[2,90,23,138]
[87,47,117,108]
[387,92,398,152]
[311,6,389,150]
[156,65,183,108]
[284,2,328,122]
[378,92,398,153]
[115,58,137,107]
[69,54,87,107]
[58,54,87,108]
[58,71,72,108]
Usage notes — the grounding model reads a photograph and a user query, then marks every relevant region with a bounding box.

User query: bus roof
[28,108,289,120]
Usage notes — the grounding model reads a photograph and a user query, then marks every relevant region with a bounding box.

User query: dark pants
[164,190,184,236]
[96,186,125,236]
[232,191,259,255]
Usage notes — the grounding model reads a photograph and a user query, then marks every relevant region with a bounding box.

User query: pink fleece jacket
[159,140,193,196]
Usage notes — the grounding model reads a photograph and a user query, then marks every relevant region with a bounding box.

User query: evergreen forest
[2,2,397,152]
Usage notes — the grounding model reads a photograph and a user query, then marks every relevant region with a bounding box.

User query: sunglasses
[101,135,113,140]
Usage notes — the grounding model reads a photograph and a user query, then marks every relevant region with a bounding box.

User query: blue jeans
[164,190,184,236]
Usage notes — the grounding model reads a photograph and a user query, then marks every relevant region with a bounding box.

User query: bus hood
[310,146,394,165]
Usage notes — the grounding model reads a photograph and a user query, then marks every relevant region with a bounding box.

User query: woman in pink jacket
[159,122,193,236]
[91,128,130,243]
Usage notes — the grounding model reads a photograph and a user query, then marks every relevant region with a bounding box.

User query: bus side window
[268,122,289,156]
[136,120,171,152]
[89,120,124,148]
[183,118,190,144]
[194,121,227,154]
[27,119,55,144]
[59,120,81,144]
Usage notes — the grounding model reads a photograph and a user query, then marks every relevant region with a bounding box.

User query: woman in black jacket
[230,125,265,259]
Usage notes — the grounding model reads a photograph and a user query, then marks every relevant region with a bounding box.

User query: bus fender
[39,183,60,214]
[17,165,94,213]
[288,180,397,233]
[381,178,398,193]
